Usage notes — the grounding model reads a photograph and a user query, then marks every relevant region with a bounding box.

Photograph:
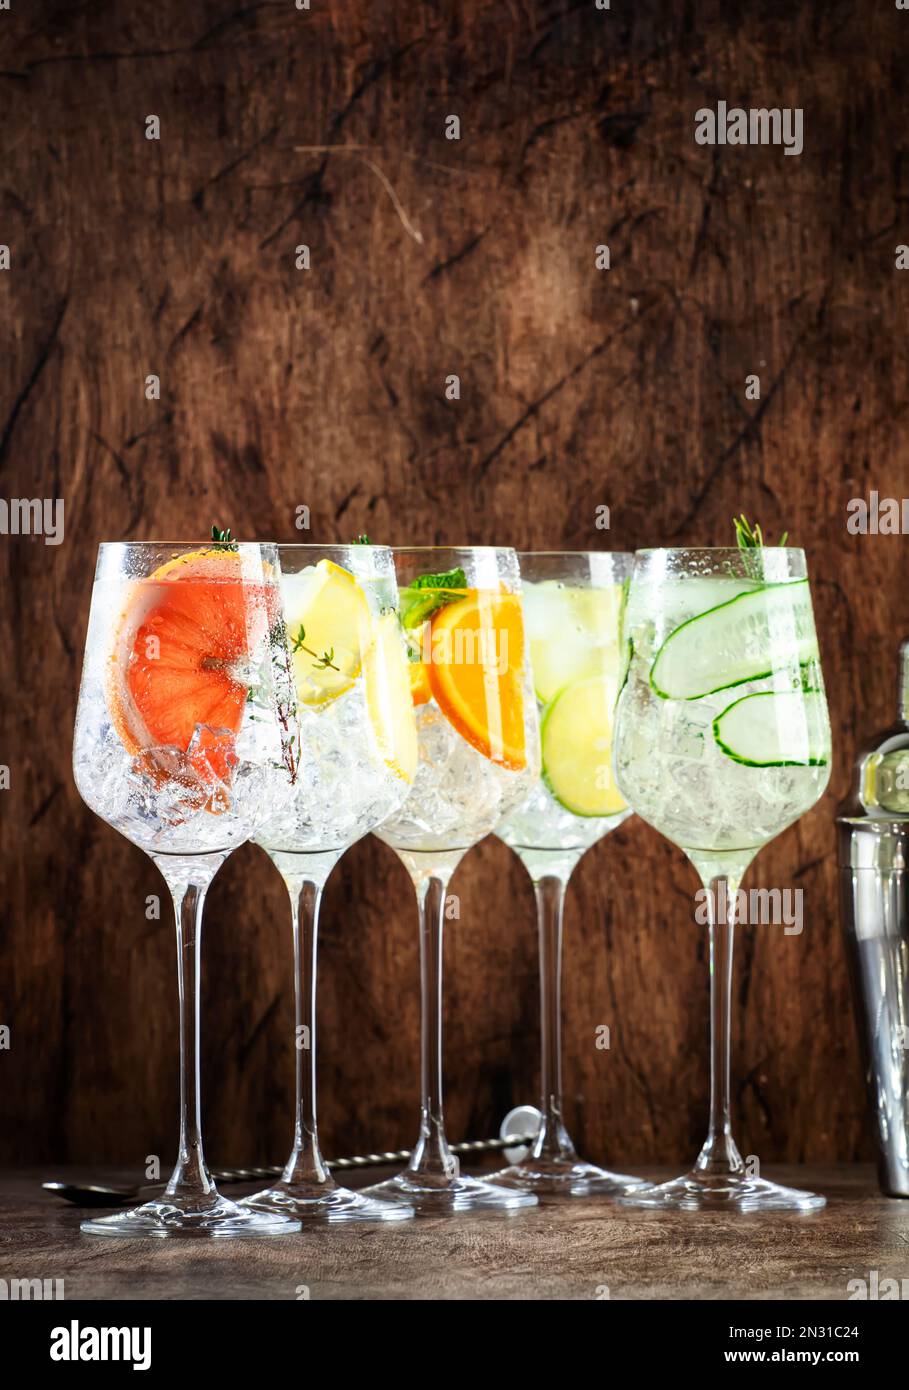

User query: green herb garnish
[400,567,468,629]
[733,515,788,551]
[291,625,340,672]
[733,514,789,580]
[211,524,238,551]
[353,534,372,545]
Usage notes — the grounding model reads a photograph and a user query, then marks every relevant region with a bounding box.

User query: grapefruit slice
[426,589,527,770]
[109,548,267,785]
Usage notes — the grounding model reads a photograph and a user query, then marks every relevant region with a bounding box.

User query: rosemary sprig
[211,524,238,551]
[733,515,788,550]
[291,625,340,672]
[733,514,789,581]
[353,534,372,545]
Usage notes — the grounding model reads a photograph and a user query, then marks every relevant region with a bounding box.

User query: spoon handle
[46,1139,542,1206]
[213,1133,534,1181]
[46,1133,537,1205]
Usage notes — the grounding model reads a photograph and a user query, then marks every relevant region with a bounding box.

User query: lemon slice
[364,612,418,781]
[525,582,623,705]
[541,673,626,816]
[282,560,370,706]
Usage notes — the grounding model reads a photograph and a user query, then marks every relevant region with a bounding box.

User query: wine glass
[612,546,832,1212]
[491,551,646,1197]
[363,547,542,1214]
[73,540,301,1237]
[240,544,418,1223]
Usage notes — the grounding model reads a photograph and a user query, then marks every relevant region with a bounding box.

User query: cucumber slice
[617,635,633,697]
[650,579,818,700]
[541,674,627,816]
[525,581,622,704]
[712,690,830,767]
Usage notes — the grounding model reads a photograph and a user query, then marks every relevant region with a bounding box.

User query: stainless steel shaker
[837,642,909,1197]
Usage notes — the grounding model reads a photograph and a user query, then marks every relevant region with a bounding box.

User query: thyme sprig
[291,625,340,672]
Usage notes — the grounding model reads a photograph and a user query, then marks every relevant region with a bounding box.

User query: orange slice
[426,589,527,770]
[409,660,432,706]
[108,548,268,785]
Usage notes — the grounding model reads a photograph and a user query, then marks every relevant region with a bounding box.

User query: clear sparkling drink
[614,556,830,883]
[498,571,631,879]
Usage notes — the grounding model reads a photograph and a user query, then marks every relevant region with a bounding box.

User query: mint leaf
[400,567,467,628]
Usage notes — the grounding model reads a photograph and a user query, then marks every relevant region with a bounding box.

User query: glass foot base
[617,1169,826,1213]
[240,1183,413,1223]
[361,1171,539,1215]
[80,1192,302,1238]
[490,1157,648,1198]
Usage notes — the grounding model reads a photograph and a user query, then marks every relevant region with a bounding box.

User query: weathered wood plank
[1,1,907,1168]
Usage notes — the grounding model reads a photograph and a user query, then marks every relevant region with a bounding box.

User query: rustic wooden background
[1,0,907,1170]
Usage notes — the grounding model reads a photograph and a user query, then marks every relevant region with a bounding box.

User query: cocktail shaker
[837,641,909,1197]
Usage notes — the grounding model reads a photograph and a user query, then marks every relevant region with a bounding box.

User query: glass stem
[154,854,226,1203]
[282,862,338,1188]
[408,872,459,1180]
[532,874,577,1164]
[696,875,744,1176]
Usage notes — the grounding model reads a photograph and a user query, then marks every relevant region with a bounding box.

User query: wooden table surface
[2,1165,907,1301]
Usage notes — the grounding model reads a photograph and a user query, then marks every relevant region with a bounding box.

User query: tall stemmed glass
[613,546,832,1212]
[491,552,645,1197]
[364,547,541,1214]
[73,541,301,1237]
[241,545,417,1223]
